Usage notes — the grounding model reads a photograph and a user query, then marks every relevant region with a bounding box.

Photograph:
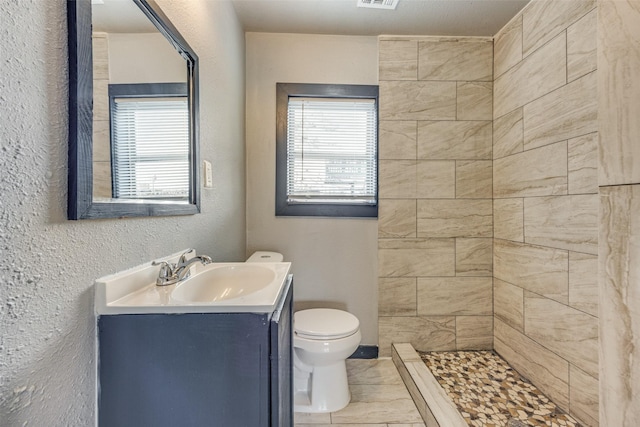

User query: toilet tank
[246,251,284,262]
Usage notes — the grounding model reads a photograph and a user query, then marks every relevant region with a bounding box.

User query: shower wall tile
[494,198,524,242]
[569,365,599,427]
[379,160,416,198]
[92,33,109,80]
[522,0,595,57]
[568,133,598,195]
[92,120,111,162]
[456,160,492,199]
[417,40,493,81]
[378,199,416,238]
[523,71,597,151]
[493,141,568,198]
[494,279,524,331]
[416,160,455,199]
[567,9,597,82]
[379,40,418,81]
[378,316,456,356]
[524,292,599,378]
[568,252,598,317]
[378,239,455,277]
[379,121,417,160]
[417,277,493,316]
[417,199,492,238]
[524,194,598,254]
[455,238,493,277]
[417,121,492,160]
[456,316,493,350]
[456,81,492,120]
[494,32,566,118]
[493,107,523,160]
[494,14,523,78]
[600,184,640,426]
[494,319,570,410]
[379,277,417,316]
[494,239,569,304]
[380,81,456,121]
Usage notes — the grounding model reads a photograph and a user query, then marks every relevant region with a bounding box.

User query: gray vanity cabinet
[97,279,293,427]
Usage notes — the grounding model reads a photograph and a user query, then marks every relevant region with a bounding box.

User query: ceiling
[230,0,530,37]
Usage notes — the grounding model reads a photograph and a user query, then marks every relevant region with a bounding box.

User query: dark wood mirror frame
[67,0,200,220]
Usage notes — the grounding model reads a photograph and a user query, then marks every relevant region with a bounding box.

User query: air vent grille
[357,0,399,10]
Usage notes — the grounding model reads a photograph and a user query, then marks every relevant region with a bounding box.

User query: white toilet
[246,251,362,413]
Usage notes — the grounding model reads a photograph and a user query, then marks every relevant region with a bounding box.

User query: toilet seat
[294,308,360,340]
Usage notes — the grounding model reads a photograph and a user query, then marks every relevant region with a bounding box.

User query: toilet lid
[294,308,360,340]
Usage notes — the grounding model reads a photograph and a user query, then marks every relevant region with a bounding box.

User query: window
[109,83,190,200]
[276,83,379,217]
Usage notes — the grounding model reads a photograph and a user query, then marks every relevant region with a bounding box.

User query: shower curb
[392,343,468,427]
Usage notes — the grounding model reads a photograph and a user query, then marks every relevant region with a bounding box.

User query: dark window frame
[275,83,379,218]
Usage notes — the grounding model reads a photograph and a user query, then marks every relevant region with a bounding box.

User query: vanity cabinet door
[270,277,293,427]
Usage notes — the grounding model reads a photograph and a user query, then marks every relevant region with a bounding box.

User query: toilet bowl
[246,252,362,413]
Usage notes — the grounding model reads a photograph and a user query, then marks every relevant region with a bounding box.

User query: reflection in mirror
[67,0,199,219]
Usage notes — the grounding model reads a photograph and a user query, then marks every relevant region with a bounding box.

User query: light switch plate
[204,160,213,188]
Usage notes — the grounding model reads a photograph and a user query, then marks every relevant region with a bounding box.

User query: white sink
[94,251,292,314]
[171,264,277,304]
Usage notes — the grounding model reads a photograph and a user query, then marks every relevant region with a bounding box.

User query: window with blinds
[109,84,189,200]
[276,83,379,217]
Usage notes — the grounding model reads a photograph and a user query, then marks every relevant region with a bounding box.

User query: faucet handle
[152,260,175,286]
[178,248,195,265]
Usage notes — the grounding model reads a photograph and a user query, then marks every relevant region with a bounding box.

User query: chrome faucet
[152,249,213,286]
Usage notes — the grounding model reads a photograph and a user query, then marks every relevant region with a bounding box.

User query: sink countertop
[95,252,292,315]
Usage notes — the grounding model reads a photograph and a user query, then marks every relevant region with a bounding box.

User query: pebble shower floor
[419,351,580,427]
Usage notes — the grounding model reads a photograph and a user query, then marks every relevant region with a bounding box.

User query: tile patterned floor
[294,358,426,427]
[419,351,580,427]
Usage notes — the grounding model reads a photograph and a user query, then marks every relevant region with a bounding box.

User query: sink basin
[171,264,277,304]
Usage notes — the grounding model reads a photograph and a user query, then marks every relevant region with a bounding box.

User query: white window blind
[112,97,189,199]
[286,97,377,205]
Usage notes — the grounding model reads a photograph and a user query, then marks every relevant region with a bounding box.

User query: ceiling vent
[357,0,399,10]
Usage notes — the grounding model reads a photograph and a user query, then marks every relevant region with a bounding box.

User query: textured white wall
[0,0,246,424]
[245,33,379,345]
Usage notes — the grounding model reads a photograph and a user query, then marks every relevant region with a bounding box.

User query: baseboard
[349,345,378,359]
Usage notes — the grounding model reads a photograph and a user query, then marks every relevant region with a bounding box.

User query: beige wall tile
[379,277,417,316]
[494,14,523,79]
[417,199,492,238]
[567,9,597,82]
[379,199,416,238]
[416,160,455,199]
[524,292,599,378]
[494,32,566,118]
[456,81,492,121]
[456,160,492,199]
[598,0,640,186]
[379,160,416,198]
[417,277,492,316]
[92,33,109,80]
[417,121,492,160]
[93,119,111,162]
[569,252,598,317]
[524,194,598,254]
[494,239,569,304]
[93,161,112,199]
[523,71,597,151]
[494,278,524,331]
[494,198,524,242]
[494,319,570,410]
[379,121,417,160]
[379,40,418,81]
[418,40,493,81]
[493,141,568,198]
[570,365,599,427]
[457,316,493,350]
[493,107,523,159]
[456,238,492,277]
[522,0,596,57]
[599,184,640,425]
[568,133,598,195]
[93,79,110,122]
[379,239,455,277]
[379,316,456,356]
[380,81,456,121]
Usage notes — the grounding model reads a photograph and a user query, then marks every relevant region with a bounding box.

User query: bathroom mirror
[67,0,200,219]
